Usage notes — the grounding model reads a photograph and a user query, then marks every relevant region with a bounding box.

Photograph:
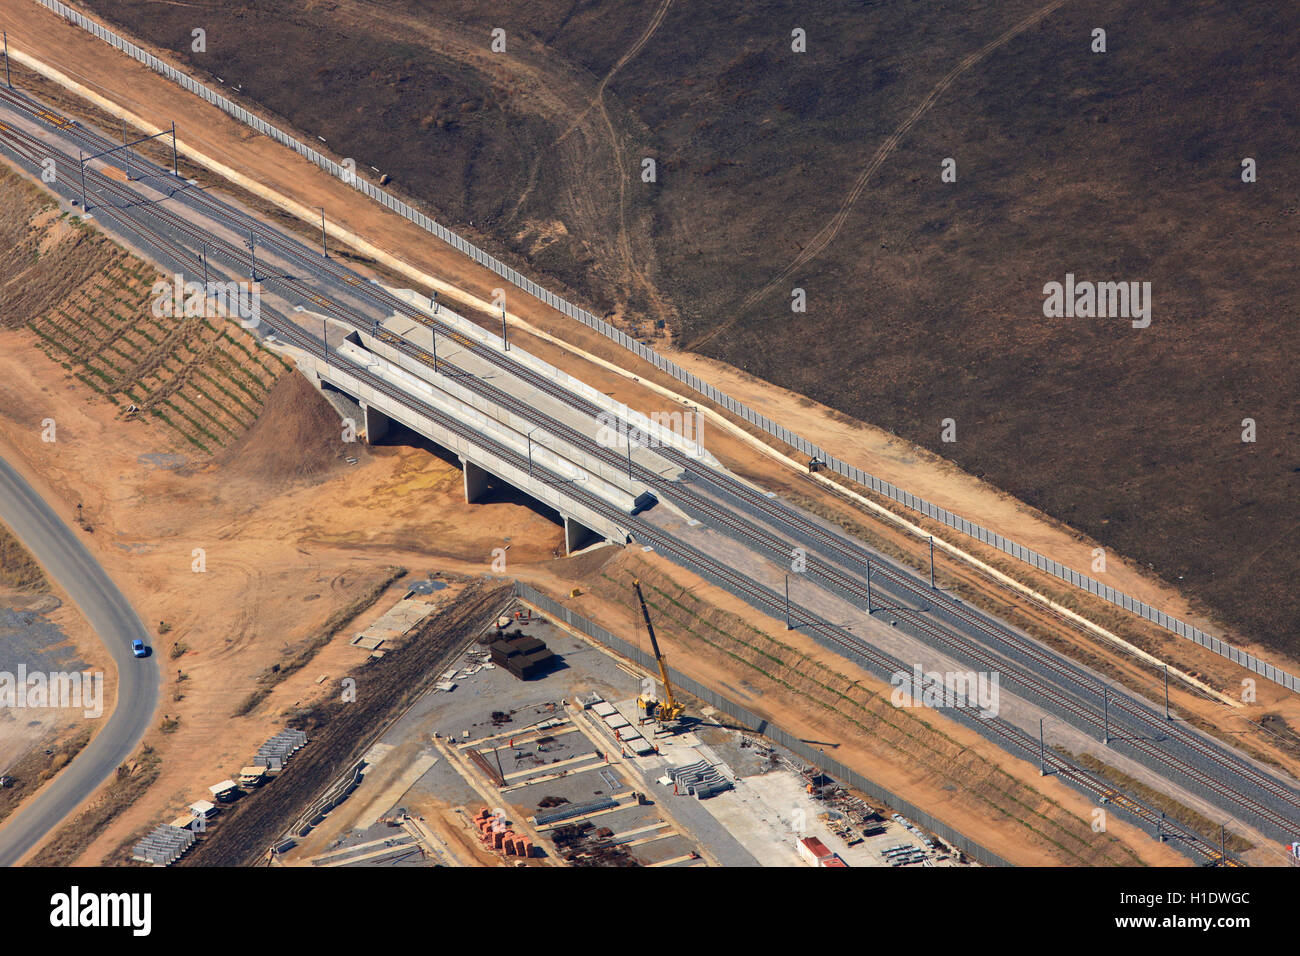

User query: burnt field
[73,0,1299,651]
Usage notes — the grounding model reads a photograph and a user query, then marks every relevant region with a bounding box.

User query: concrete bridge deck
[297,304,669,553]
[291,283,726,555]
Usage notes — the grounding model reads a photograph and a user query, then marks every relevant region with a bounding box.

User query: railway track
[663,490,1300,839]
[0,90,1282,861]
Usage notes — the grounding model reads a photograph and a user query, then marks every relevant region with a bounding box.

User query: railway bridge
[296,291,683,554]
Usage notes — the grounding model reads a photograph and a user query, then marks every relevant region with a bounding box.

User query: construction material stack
[475,807,533,858]
[666,758,732,799]
[489,631,556,680]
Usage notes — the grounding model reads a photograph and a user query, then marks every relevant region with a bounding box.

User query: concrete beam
[302,354,630,546]
[352,325,674,494]
[461,457,490,504]
[361,402,391,445]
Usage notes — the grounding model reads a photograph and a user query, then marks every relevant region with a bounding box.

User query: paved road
[0,455,159,865]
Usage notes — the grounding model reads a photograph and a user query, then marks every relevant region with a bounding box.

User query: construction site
[0,2,1295,908]
[172,586,976,869]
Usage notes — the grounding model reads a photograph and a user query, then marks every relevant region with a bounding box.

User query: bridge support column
[563,515,599,555]
[461,458,490,503]
[361,402,391,445]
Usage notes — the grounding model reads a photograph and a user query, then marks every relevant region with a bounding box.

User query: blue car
[131,639,147,658]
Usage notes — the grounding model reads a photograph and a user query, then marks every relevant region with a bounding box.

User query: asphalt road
[0,455,159,865]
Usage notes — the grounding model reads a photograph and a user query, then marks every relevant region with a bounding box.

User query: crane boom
[633,579,683,721]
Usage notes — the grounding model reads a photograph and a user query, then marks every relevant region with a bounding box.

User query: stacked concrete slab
[132,824,196,866]
[620,733,656,757]
[667,758,733,799]
[584,698,656,755]
[254,728,308,771]
[533,796,618,827]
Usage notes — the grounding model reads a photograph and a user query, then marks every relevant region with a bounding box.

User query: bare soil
[0,0,1269,687]
[215,371,357,483]
[59,0,1300,653]
[0,2,1295,866]
[174,580,510,868]
[0,522,49,592]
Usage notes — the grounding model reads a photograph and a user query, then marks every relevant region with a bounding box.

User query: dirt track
[176,581,511,868]
[46,0,1300,655]
[2,0,1298,868]
[4,0,1289,674]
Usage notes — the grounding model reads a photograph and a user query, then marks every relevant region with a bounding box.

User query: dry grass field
[0,521,48,592]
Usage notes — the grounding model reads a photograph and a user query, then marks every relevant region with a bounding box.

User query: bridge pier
[303,353,636,553]
[563,515,599,555]
[461,457,491,503]
[361,402,391,444]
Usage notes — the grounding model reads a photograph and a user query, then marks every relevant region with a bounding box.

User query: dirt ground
[11,9,1290,684]
[54,0,1300,653]
[0,4,1215,601]
[0,316,563,863]
[0,2,1297,865]
[8,0,1294,686]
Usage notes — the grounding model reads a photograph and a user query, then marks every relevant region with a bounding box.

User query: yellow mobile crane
[632,579,685,724]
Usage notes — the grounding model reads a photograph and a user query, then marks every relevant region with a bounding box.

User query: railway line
[664,490,1300,828]
[0,86,1291,862]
